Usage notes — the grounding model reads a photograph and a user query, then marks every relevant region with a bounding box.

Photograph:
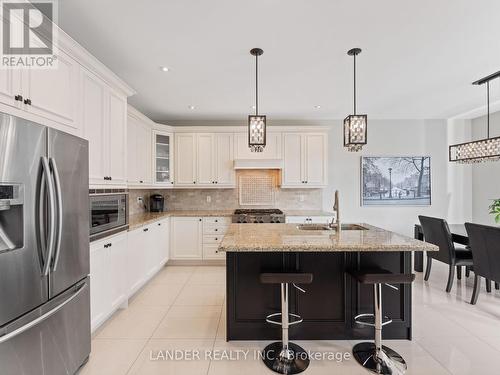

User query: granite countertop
[284,210,334,217]
[218,223,438,252]
[128,210,233,230]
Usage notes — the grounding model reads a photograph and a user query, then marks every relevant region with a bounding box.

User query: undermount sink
[297,224,368,231]
[340,224,369,231]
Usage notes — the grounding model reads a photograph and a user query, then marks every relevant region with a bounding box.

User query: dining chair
[418,216,474,292]
[465,223,500,305]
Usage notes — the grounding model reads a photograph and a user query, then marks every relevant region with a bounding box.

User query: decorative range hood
[233,159,283,170]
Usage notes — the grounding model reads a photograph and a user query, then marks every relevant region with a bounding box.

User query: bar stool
[260,272,313,375]
[348,269,415,375]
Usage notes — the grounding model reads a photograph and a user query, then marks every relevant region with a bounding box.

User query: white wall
[322,119,472,236]
[471,111,500,225]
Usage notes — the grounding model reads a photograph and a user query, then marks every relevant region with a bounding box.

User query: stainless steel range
[232,209,285,224]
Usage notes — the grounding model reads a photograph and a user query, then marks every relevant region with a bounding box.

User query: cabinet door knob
[109,176,112,181]
[215,228,218,232]
[193,181,196,184]
[158,223,161,226]
[143,228,148,232]
[199,218,202,222]
[215,219,218,223]
[14,95,23,101]
[215,237,218,241]
[140,180,143,183]
[24,98,32,105]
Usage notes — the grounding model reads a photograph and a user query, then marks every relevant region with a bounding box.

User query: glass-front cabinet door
[153,131,174,186]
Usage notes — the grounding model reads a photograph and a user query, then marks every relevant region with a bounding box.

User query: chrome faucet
[330,190,340,229]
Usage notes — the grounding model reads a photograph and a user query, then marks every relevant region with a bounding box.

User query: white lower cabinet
[90,232,127,331]
[285,216,334,224]
[127,221,170,295]
[202,216,229,260]
[171,217,203,259]
[170,216,228,260]
[90,219,170,332]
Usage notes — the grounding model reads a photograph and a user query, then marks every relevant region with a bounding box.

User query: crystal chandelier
[449,71,500,164]
[344,48,367,152]
[248,48,266,152]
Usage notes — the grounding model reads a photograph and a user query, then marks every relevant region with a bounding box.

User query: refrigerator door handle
[49,157,63,272]
[40,156,56,276]
[0,282,87,345]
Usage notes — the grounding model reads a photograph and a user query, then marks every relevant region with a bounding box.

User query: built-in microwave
[89,192,128,241]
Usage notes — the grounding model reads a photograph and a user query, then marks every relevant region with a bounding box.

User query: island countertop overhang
[218,223,438,252]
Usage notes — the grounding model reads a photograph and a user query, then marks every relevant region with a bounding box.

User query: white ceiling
[58,0,500,123]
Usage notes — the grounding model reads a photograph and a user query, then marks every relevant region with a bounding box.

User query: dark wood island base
[226,251,413,341]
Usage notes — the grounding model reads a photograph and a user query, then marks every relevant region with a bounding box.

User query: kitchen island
[218,223,437,341]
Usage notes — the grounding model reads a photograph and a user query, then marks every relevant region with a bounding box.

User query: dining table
[413,223,469,272]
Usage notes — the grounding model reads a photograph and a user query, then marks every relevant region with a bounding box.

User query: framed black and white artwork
[361,156,431,206]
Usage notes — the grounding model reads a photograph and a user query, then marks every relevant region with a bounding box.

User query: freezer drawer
[0,278,90,375]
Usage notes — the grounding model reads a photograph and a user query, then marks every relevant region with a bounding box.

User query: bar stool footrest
[265,312,303,326]
[354,313,392,327]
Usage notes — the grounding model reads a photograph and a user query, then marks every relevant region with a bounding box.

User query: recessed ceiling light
[160,66,169,72]
[314,105,321,109]
[188,105,196,110]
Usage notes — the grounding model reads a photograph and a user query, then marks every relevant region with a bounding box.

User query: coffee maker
[149,194,165,212]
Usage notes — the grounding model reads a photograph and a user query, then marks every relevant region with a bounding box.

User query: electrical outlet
[137,197,144,204]
[299,195,305,202]
[206,196,211,203]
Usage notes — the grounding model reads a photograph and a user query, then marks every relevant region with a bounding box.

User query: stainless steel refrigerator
[0,112,90,375]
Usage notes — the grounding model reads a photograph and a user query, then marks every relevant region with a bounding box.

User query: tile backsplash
[128,170,323,214]
[128,188,323,214]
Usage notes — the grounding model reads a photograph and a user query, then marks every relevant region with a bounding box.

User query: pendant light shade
[248,48,266,152]
[344,48,367,152]
[449,71,500,163]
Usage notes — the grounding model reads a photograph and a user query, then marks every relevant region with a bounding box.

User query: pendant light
[344,48,367,152]
[248,48,266,152]
[449,71,500,163]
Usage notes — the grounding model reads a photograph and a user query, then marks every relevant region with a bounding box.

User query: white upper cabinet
[304,133,327,186]
[214,133,235,186]
[0,69,22,109]
[153,131,174,186]
[283,133,303,187]
[196,133,215,185]
[0,17,134,143]
[174,133,197,186]
[175,132,235,187]
[234,132,282,159]
[22,49,80,130]
[127,111,152,187]
[83,68,128,187]
[107,92,127,185]
[82,69,106,185]
[282,132,328,188]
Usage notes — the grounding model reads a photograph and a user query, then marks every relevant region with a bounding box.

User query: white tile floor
[80,261,500,375]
